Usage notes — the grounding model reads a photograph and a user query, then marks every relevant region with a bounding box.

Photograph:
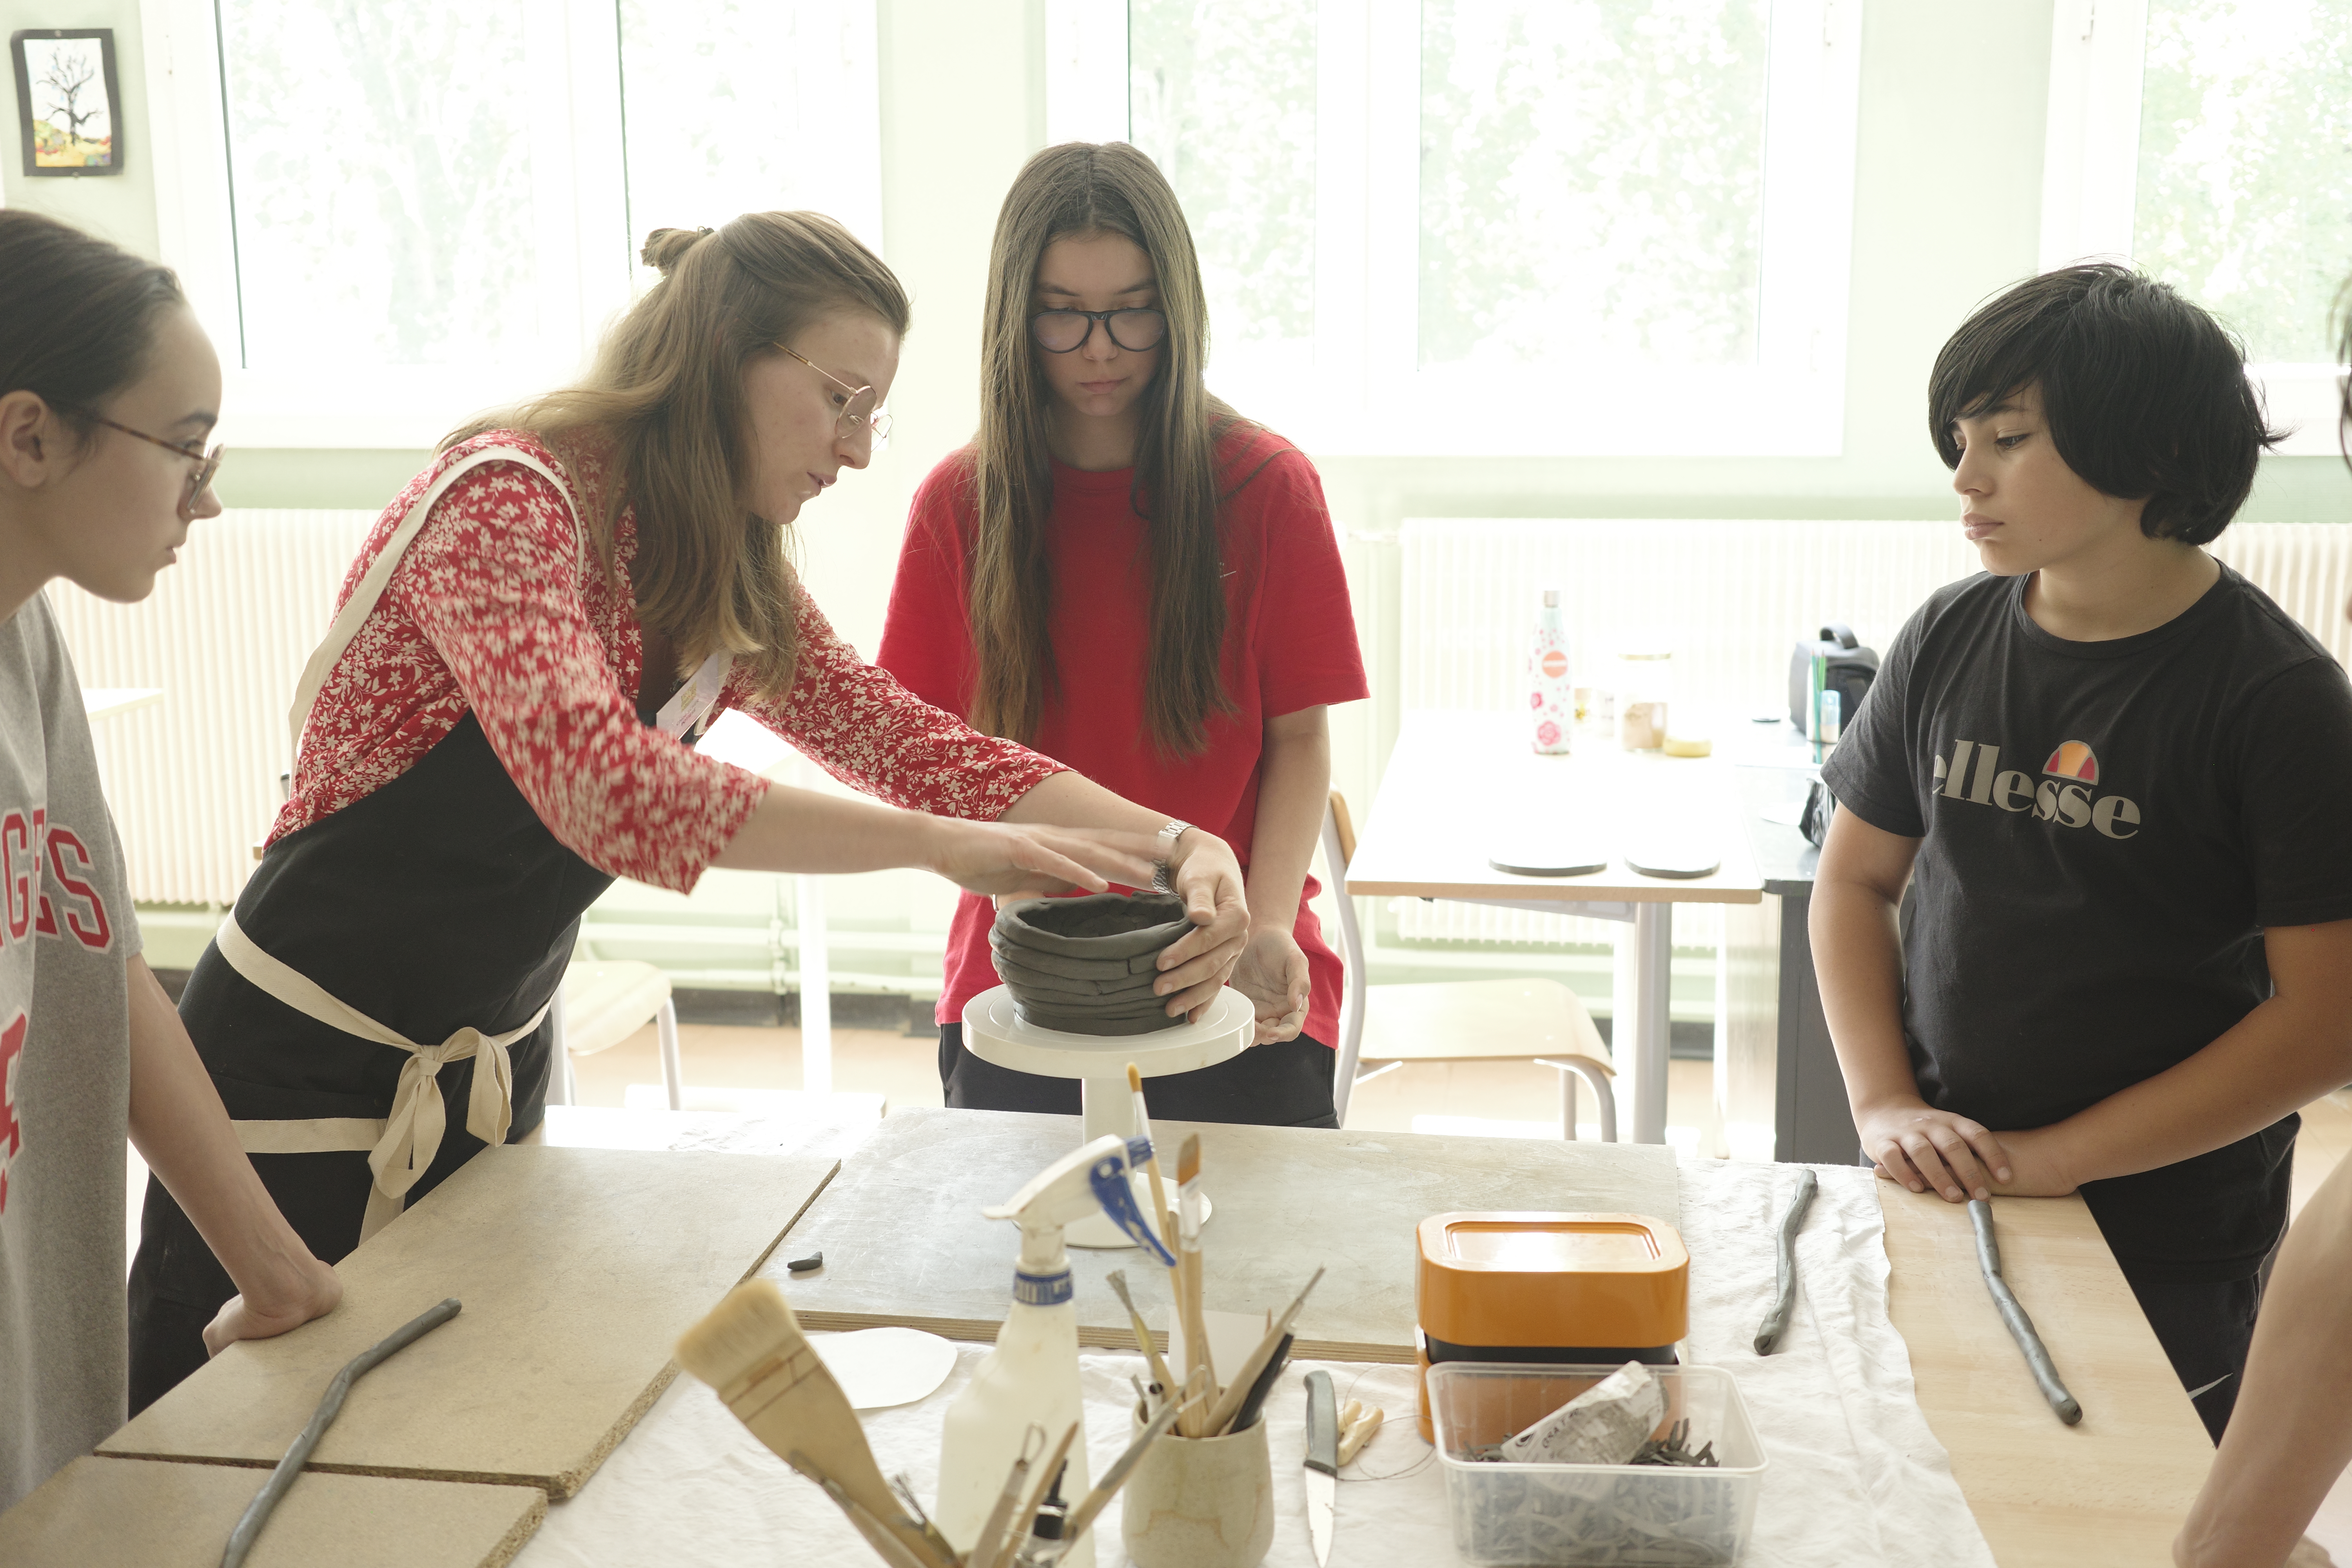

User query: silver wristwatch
[1150,818,1192,893]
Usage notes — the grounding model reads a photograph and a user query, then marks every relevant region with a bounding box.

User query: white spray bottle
[935,1134,1174,1568]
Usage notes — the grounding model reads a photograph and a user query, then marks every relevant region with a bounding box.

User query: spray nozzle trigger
[1091,1145,1177,1266]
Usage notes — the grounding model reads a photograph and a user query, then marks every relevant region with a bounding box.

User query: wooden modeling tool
[1967,1199,2082,1425]
[1336,1403,1383,1467]
[677,1280,956,1567]
[220,1298,462,1568]
[1753,1167,1817,1356]
[1127,1062,1174,1245]
[1174,1133,1215,1435]
[1205,1267,1327,1436]
[1104,1269,1176,1396]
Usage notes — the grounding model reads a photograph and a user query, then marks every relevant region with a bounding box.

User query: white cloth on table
[512,1160,1997,1568]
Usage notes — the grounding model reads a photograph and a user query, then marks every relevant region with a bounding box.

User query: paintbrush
[1105,1268,1176,1396]
[677,1280,955,1568]
[1174,1134,1216,1433]
[1127,1062,1174,1247]
[1205,1267,1326,1436]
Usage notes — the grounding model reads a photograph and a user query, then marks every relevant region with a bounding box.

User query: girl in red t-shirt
[878,143,1368,1127]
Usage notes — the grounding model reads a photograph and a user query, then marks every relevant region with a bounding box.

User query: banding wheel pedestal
[960,984,1252,1248]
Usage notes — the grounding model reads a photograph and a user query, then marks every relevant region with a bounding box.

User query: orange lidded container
[1414,1212,1690,1440]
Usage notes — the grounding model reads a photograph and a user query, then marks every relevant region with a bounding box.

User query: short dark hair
[0,209,187,448]
[1928,263,2281,546]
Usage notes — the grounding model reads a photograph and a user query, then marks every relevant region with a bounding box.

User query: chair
[547,960,683,1111]
[1322,791,1618,1139]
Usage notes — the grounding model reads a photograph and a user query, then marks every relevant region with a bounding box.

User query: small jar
[1615,649,1673,751]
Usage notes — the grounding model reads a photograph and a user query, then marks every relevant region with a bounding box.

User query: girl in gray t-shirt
[0,211,339,1511]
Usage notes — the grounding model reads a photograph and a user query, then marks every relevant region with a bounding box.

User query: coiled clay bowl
[991,891,1194,1036]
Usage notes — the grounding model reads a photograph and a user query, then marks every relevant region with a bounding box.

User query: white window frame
[2042,0,2349,457]
[1051,0,1865,458]
[140,0,632,449]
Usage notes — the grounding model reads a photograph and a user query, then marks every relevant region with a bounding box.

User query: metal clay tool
[984,1421,1079,1568]
[1967,1198,2082,1425]
[220,1297,461,1568]
[1753,1167,1817,1355]
[968,1425,1045,1568]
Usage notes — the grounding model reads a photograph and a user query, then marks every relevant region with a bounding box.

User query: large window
[142,0,880,447]
[2042,0,2352,454]
[1053,0,1862,456]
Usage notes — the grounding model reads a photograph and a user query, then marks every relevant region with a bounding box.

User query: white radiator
[1393,516,2352,948]
[45,510,379,906]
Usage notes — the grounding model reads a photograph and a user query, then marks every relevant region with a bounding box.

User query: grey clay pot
[991,892,1193,1036]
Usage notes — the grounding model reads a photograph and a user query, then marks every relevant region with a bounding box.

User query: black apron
[126,445,710,1411]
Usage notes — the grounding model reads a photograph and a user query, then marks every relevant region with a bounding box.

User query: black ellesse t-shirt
[1823,565,2352,1282]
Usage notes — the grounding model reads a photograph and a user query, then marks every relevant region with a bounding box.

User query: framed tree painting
[12,29,124,176]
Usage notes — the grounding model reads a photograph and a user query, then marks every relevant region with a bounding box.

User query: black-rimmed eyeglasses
[1030,309,1168,354]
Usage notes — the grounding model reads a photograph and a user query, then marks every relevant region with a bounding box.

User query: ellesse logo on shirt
[1931,738,2142,839]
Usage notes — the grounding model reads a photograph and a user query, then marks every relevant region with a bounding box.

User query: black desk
[1721,730,1863,1165]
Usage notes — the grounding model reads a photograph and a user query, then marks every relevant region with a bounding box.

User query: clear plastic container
[1426,1362,1765,1567]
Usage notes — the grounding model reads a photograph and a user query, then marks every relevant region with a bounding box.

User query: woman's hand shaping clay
[1233,926,1310,1044]
[1151,831,1251,1020]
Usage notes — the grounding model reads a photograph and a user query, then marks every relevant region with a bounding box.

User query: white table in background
[80,688,162,722]
[1341,710,1764,1144]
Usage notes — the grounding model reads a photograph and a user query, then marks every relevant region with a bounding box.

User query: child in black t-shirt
[1815,263,2352,1444]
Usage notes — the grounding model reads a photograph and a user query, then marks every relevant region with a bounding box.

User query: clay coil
[992,893,1194,1037]
[984,951,1169,1000]
[986,936,1170,983]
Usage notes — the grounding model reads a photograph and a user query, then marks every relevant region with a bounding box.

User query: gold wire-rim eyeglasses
[776,345,892,448]
[67,407,225,514]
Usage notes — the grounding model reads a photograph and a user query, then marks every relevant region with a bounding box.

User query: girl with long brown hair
[880,144,1367,1126]
[124,212,1254,1406]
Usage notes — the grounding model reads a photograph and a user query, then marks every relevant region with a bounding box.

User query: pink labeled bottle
[1529,587,1573,755]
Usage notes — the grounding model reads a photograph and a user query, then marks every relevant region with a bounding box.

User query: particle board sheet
[0,1455,544,1568]
[776,1107,1678,1361]
[100,1145,836,1496]
[1879,1185,2212,1566]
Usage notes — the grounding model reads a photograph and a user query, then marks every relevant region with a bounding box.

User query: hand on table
[202,1258,343,1356]
[1232,927,1310,1044]
[1983,1125,2080,1198]
[1151,831,1250,1021]
[1857,1097,2011,1203]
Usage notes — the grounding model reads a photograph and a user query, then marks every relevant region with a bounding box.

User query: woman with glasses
[878,145,1367,1126]
[125,212,1255,1406]
[0,210,340,1508]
